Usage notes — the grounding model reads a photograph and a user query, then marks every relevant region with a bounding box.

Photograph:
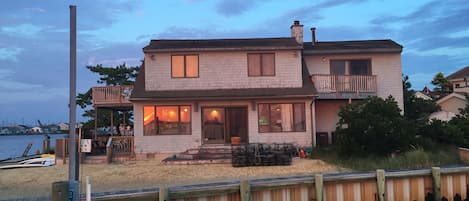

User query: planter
[231,137,241,145]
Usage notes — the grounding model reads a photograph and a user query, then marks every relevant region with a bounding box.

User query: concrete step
[83,156,107,164]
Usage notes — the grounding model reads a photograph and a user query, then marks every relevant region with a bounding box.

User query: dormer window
[248,53,275,76]
[172,55,199,78]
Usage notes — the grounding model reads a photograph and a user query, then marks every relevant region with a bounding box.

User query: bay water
[0,134,67,160]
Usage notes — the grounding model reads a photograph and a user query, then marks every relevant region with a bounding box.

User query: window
[143,105,191,135]
[330,59,371,75]
[258,103,305,133]
[248,53,275,76]
[172,55,199,78]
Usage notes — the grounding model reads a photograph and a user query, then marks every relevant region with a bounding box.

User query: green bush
[335,96,416,156]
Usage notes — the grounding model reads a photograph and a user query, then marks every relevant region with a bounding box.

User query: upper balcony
[311,74,377,99]
[92,85,133,108]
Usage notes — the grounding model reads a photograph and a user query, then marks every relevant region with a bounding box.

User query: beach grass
[0,155,339,200]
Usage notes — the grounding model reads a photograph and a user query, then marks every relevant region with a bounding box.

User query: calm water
[0,134,67,160]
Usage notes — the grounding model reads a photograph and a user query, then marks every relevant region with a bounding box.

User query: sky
[0,0,468,125]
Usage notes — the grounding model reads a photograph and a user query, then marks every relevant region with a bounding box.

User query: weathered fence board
[86,166,469,201]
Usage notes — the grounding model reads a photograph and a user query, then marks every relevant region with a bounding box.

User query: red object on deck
[299,149,306,158]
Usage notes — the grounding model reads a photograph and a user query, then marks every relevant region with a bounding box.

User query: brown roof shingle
[303,39,403,54]
[143,37,303,53]
[447,66,469,80]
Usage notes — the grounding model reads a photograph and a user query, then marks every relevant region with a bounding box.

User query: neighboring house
[447,66,469,93]
[125,20,404,157]
[57,122,69,131]
[429,66,469,121]
[429,92,466,121]
[415,86,432,100]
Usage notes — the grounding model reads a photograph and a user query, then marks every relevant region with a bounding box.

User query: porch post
[110,109,113,136]
[94,107,98,139]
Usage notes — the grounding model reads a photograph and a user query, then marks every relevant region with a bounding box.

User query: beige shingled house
[118,20,403,158]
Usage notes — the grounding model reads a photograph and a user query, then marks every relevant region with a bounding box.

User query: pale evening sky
[0,0,468,124]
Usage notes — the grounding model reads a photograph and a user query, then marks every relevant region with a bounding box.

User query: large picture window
[248,53,275,76]
[172,55,199,78]
[143,105,191,135]
[258,103,305,133]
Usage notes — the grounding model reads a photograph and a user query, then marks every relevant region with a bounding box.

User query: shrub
[335,96,416,156]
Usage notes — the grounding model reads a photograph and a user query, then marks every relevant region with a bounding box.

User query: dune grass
[310,145,463,171]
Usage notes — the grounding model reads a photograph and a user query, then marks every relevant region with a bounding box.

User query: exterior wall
[304,53,404,110]
[315,100,349,143]
[144,50,302,91]
[133,99,313,155]
[439,96,467,114]
[452,80,469,93]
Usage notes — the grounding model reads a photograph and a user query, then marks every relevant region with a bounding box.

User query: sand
[0,155,341,200]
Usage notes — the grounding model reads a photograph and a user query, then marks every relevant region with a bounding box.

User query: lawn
[310,145,463,171]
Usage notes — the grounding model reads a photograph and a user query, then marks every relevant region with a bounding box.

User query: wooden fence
[89,166,469,201]
[92,85,133,106]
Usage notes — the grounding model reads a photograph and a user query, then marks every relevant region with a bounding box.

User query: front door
[202,107,248,144]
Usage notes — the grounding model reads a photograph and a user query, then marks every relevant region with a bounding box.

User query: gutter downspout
[311,97,317,148]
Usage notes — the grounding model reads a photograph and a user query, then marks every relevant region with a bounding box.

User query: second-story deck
[311,74,377,99]
[92,85,133,108]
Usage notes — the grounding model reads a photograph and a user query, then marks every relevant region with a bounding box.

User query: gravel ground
[0,155,341,200]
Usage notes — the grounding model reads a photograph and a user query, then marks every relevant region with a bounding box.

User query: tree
[335,96,416,156]
[402,74,440,123]
[431,72,452,93]
[77,63,140,132]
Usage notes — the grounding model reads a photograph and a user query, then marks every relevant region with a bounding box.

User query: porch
[55,135,135,164]
[311,74,377,99]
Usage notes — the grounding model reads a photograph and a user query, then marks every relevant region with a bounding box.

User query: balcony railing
[92,85,133,107]
[311,74,377,98]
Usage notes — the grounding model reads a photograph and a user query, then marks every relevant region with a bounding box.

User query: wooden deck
[311,74,377,99]
[92,85,133,107]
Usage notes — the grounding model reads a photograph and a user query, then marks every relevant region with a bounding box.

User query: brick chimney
[290,20,304,44]
[311,27,317,45]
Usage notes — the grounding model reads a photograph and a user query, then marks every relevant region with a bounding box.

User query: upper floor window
[172,55,199,78]
[248,53,275,76]
[330,59,371,75]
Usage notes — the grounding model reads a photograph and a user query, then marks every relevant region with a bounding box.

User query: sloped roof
[303,39,403,55]
[130,61,316,101]
[143,37,303,53]
[447,66,469,80]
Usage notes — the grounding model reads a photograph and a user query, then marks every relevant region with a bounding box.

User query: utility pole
[68,5,79,201]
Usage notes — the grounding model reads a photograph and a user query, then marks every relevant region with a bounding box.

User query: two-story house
[128,21,403,157]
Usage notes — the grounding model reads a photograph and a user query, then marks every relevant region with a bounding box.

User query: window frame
[143,105,192,136]
[329,59,372,75]
[247,53,276,77]
[171,54,199,78]
[257,103,306,133]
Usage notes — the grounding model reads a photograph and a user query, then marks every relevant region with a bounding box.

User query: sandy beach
[0,155,340,200]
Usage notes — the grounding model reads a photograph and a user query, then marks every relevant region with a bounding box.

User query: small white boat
[0,154,55,169]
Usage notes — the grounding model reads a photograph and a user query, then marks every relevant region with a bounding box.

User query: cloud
[370,1,469,51]
[216,0,270,16]
[24,7,46,13]
[1,24,43,37]
[0,47,23,62]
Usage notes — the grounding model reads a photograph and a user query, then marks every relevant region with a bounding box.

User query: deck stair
[83,155,107,164]
[163,144,233,165]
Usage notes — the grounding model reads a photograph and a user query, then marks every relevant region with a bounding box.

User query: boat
[0,154,55,169]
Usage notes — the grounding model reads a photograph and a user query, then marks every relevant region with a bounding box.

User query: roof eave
[143,46,303,53]
[129,94,317,102]
[302,48,402,55]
